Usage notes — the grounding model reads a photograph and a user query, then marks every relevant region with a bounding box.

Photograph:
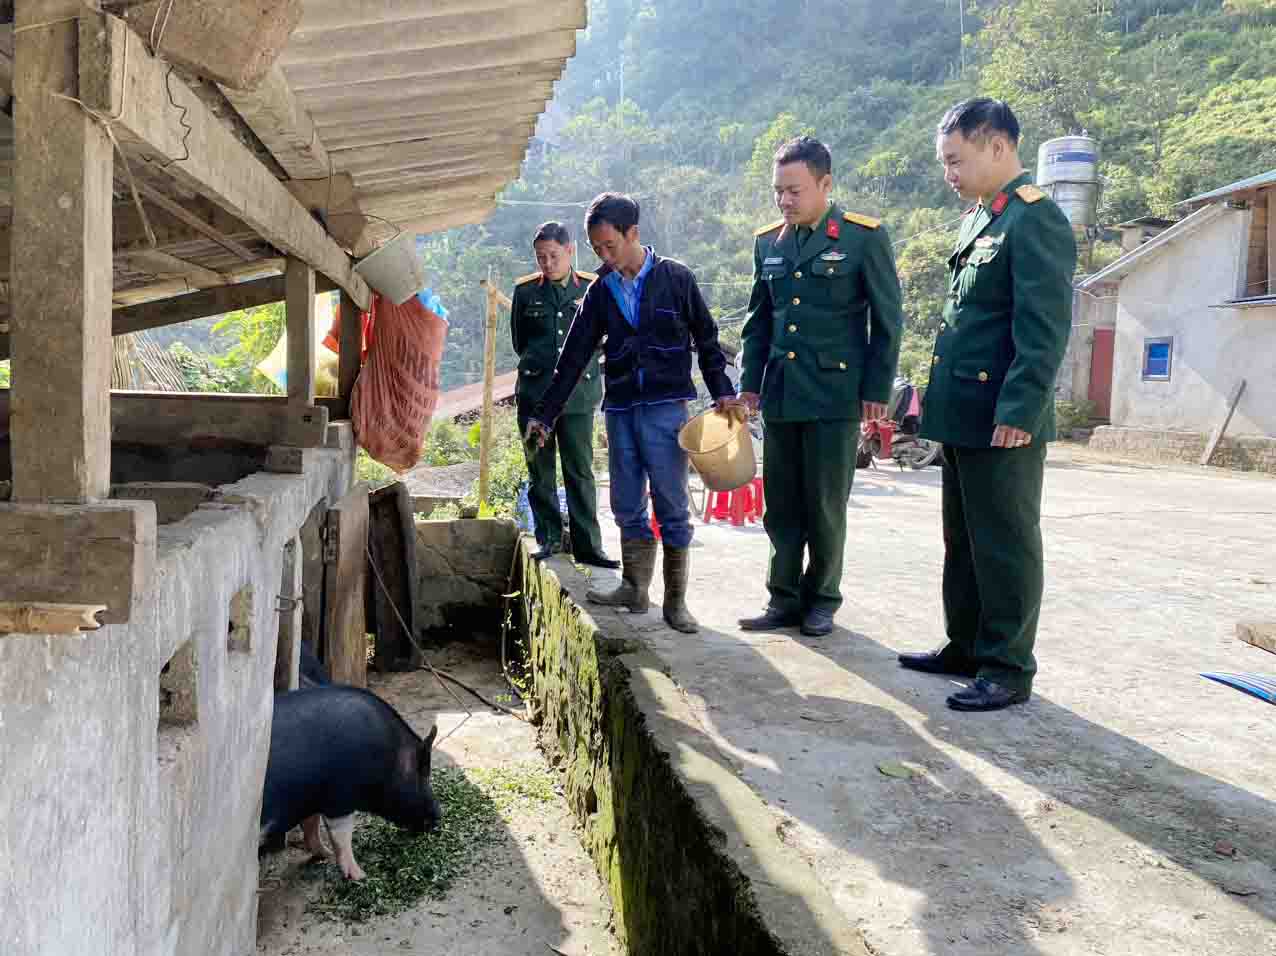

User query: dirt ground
[573,443,1276,956]
[255,641,622,956]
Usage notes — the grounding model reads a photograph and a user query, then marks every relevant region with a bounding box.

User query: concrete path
[572,446,1276,955]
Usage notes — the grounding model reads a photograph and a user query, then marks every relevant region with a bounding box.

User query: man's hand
[862,401,888,422]
[714,395,749,425]
[737,391,761,416]
[524,419,552,450]
[991,425,1033,449]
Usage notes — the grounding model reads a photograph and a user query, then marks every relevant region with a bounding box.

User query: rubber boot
[661,545,698,633]
[586,537,656,613]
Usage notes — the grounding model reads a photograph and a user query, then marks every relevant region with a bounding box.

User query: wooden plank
[323,482,369,688]
[1268,192,1275,296]
[1200,379,1247,466]
[479,278,499,506]
[80,14,371,309]
[118,250,229,289]
[119,0,304,90]
[282,31,577,92]
[324,116,538,154]
[0,601,108,636]
[337,291,362,420]
[285,257,317,408]
[0,500,156,625]
[298,500,327,668]
[220,64,332,180]
[367,482,421,673]
[335,136,527,179]
[129,180,259,262]
[11,3,114,502]
[276,535,304,691]
[295,0,535,33]
[107,392,327,447]
[1237,621,1276,656]
[280,0,585,66]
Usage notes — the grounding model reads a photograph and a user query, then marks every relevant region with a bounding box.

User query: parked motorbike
[857,376,942,470]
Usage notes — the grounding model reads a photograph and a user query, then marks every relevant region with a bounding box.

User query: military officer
[738,136,904,637]
[510,222,617,568]
[899,98,1077,711]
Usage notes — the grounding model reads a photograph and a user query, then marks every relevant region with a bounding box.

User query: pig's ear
[425,724,438,748]
[419,725,438,770]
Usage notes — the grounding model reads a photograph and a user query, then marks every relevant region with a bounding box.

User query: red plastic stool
[703,479,765,527]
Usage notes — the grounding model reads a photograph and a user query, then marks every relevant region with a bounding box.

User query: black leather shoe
[898,650,978,678]
[739,606,802,631]
[800,607,836,637]
[531,542,563,561]
[575,552,621,570]
[947,678,1030,712]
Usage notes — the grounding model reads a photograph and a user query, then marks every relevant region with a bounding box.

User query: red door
[1088,328,1114,421]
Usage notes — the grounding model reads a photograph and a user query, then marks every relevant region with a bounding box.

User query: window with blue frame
[1142,337,1173,381]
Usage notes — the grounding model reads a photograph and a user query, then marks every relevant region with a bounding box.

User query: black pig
[260,685,441,880]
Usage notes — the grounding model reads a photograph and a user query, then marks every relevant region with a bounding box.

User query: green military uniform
[919,173,1077,694]
[741,204,904,615]
[510,270,606,559]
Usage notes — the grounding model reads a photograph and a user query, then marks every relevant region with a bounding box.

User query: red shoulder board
[826,217,840,240]
[990,192,1010,216]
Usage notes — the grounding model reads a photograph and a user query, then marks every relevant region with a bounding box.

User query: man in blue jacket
[526,193,742,634]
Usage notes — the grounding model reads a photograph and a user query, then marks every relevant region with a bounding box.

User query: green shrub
[1056,399,1096,432]
[421,419,473,466]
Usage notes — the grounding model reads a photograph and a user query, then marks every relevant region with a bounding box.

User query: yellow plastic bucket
[678,408,757,492]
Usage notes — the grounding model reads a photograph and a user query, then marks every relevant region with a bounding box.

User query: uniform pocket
[817,352,851,372]
[951,361,1006,385]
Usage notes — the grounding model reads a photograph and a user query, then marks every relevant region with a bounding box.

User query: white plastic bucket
[353,231,427,305]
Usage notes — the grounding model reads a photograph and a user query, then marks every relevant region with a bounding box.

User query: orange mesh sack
[350,293,449,473]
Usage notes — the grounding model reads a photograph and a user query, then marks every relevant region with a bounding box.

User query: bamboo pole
[478,268,500,508]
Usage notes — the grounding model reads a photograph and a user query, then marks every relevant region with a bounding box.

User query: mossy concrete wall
[521,549,866,956]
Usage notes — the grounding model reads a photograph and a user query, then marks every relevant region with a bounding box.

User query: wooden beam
[129,179,259,261]
[281,30,577,92]
[1200,379,1247,466]
[478,276,499,506]
[1267,191,1275,296]
[285,257,317,410]
[279,0,586,66]
[220,64,333,180]
[118,250,229,289]
[109,258,286,308]
[337,291,362,420]
[11,3,114,502]
[119,0,304,90]
[80,14,371,309]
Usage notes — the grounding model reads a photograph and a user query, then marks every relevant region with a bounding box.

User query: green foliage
[355,449,396,487]
[460,408,528,518]
[422,419,474,467]
[1056,399,1097,431]
[210,302,286,393]
[168,342,239,393]
[0,361,9,388]
[306,764,556,922]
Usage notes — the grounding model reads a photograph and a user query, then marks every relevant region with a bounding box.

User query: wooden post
[10,3,115,502]
[478,270,500,508]
[337,290,363,420]
[1200,379,1247,466]
[285,257,317,409]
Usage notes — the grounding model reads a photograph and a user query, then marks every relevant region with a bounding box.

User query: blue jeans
[606,402,692,548]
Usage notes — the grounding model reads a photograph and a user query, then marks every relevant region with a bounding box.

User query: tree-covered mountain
[417,0,1275,390]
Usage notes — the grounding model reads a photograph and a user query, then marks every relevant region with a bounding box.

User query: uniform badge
[974,237,994,248]
[764,256,784,265]
[826,217,840,240]
[819,251,847,261]
[990,192,1010,215]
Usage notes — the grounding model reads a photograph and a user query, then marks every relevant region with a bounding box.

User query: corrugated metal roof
[1177,168,1276,207]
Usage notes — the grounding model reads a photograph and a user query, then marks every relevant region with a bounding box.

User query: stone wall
[414,517,520,636]
[0,439,353,956]
[521,548,866,956]
[1089,425,1276,474]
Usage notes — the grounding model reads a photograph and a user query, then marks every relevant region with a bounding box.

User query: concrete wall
[1110,207,1276,437]
[1059,284,1118,407]
[415,518,519,636]
[0,441,352,956]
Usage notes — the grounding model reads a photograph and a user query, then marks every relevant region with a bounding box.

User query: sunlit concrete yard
[556,444,1276,955]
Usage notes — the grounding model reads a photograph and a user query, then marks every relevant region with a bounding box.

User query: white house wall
[0,446,352,956]
[1111,207,1276,437]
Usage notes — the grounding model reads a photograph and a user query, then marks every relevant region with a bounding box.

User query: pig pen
[255,518,621,956]
[258,517,853,956]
